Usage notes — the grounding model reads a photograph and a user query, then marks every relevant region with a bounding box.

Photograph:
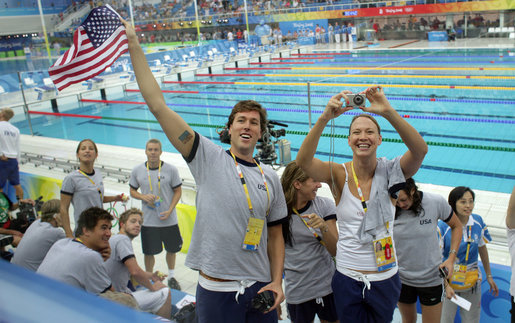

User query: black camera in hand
[346,93,366,107]
[18,196,43,223]
[251,290,275,313]
[439,266,449,279]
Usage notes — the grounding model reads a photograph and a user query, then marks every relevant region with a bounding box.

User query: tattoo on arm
[178,130,193,144]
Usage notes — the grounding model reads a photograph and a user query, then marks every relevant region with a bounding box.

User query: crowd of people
[0,17,512,323]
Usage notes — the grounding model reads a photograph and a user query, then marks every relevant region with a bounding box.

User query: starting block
[84,77,105,90]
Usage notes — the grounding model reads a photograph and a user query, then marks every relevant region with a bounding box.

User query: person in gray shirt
[280,162,339,323]
[394,178,462,323]
[104,208,171,319]
[129,138,183,291]
[124,20,287,322]
[11,199,65,271]
[37,207,114,294]
[60,139,126,237]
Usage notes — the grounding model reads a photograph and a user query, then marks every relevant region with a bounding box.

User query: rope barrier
[125,88,515,106]
[219,71,515,81]
[163,79,514,90]
[28,109,515,152]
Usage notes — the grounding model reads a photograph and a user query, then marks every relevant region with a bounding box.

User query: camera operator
[12,199,65,271]
[0,190,35,250]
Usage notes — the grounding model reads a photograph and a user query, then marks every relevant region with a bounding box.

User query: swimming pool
[10,47,515,193]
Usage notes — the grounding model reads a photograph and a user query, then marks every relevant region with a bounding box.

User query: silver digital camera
[346,93,366,107]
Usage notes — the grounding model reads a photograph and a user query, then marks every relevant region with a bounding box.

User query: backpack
[173,303,197,323]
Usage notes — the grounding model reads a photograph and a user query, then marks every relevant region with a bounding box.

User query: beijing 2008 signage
[338,0,512,18]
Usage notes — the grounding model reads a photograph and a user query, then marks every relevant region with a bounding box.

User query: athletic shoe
[168,277,181,291]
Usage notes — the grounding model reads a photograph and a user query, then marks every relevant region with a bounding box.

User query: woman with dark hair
[280,161,339,323]
[60,139,126,237]
[439,186,499,323]
[394,178,462,323]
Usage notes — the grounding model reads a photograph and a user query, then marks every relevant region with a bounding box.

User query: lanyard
[351,161,368,213]
[78,169,103,203]
[229,150,270,217]
[293,208,325,246]
[146,161,161,197]
[464,225,472,263]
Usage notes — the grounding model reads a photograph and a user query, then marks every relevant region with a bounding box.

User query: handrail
[20,151,197,190]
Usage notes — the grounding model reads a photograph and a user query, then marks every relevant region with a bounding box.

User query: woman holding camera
[280,162,339,323]
[60,139,125,237]
[296,86,428,322]
[439,186,498,323]
[394,178,462,323]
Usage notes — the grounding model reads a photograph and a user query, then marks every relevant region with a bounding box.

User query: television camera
[17,196,44,224]
[218,120,290,165]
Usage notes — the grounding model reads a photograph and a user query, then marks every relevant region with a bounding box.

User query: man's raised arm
[123,20,195,158]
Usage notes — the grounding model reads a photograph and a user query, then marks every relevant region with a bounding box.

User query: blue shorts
[287,293,338,323]
[332,270,401,323]
[196,281,278,323]
[0,159,20,187]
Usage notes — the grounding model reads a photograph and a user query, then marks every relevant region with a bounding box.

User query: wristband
[487,274,493,278]
[449,249,457,255]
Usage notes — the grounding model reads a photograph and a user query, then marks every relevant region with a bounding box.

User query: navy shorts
[332,270,401,323]
[287,293,338,323]
[399,283,443,306]
[141,225,182,255]
[0,159,20,187]
[196,281,278,323]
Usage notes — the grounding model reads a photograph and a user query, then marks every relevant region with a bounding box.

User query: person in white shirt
[0,108,23,202]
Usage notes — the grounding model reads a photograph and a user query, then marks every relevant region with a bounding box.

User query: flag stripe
[48,5,128,91]
[49,28,127,79]
[52,42,128,90]
[50,38,128,85]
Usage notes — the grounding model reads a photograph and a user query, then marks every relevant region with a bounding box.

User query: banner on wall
[2,172,61,203]
[271,0,513,22]
[350,1,514,17]
[279,19,328,35]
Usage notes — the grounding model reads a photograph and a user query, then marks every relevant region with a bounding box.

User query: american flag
[49,5,128,91]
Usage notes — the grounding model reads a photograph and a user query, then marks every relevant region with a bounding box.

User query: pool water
[12,47,515,193]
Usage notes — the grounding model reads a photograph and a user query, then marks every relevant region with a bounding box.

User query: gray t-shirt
[284,196,336,304]
[104,234,134,293]
[184,133,287,282]
[394,191,453,287]
[11,219,65,271]
[61,169,104,224]
[129,161,182,227]
[37,238,111,294]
